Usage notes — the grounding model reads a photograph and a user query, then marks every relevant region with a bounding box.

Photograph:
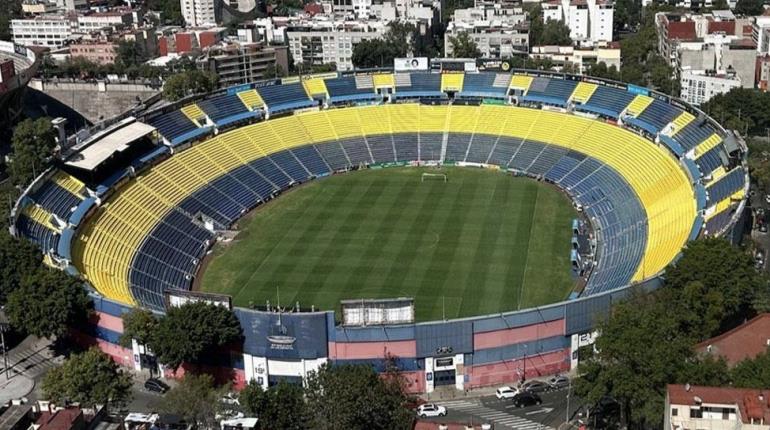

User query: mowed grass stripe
[199,167,576,321]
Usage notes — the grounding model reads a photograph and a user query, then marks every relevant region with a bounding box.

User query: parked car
[512,391,542,408]
[547,375,570,390]
[144,378,170,394]
[416,403,447,418]
[521,380,550,393]
[495,386,520,399]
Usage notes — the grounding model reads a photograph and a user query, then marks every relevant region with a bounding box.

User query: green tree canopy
[0,232,42,306]
[42,348,133,409]
[351,39,394,68]
[116,40,147,69]
[304,363,413,430]
[0,0,22,41]
[747,138,770,193]
[163,70,219,101]
[9,118,57,186]
[239,380,307,429]
[540,19,572,46]
[448,32,481,58]
[147,302,242,370]
[119,308,158,347]
[351,21,433,68]
[732,349,770,389]
[146,0,184,24]
[6,268,90,338]
[701,88,770,135]
[664,238,767,336]
[735,0,764,15]
[159,374,229,428]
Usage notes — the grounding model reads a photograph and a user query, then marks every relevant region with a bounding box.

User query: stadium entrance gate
[425,354,465,392]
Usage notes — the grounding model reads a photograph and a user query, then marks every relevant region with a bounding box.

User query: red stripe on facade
[473,319,565,350]
[465,349,570,389]
[328,340,417,360]
[90,311,125,334]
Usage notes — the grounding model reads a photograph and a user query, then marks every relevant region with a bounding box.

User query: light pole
[522,344,528,384]
[0,308,10,380]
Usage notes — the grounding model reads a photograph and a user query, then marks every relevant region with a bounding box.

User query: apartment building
[444,6,530,58]
[542,0,614,44]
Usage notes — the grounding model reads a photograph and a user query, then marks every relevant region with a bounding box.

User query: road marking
[440,399,555,430]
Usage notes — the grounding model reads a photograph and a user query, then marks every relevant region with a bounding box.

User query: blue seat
[487,136,521,168]
[258,83,314,113]
[198,94,252,125]
[580,86,635,118]
[291,146,332,177]
[465,135,496,164]
[17,215,59,252]
[636,100,680,133]
[459,73,506,98]
[675,122,718,151]
[419,133,443,162]
[315,142,351,171]
[396,73,444,98]
[269,151,311,183]
[706,168,745,203]
[339,137,373,165]
[523,79,576,106]
[695,146,725,176]
[510,140,545,171]
[367,135,396,164]
[251,157,292,189]
[326,76,378,103]
[33,181,81,220]
[147,111,199,142]
[445,134,471,162]
[393,133,419,162]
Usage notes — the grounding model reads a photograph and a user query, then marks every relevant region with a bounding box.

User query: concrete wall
[28,79,160,123]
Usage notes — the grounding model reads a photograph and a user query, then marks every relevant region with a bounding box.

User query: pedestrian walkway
[0,336,62,405]
[440,399,555,430]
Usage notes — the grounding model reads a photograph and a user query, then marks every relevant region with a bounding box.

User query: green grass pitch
[199,167,577,321]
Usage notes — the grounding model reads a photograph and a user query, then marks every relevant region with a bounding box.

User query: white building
[542,0,613,44]
[753,15,770,55]
[11,15,76,47]
[529,45,621,73]
[77,10,136,32]
[181,0,216,27]
[665,384,770,430]
[286,17,389,70]
[679,68,741,105]
[444,6,530,58]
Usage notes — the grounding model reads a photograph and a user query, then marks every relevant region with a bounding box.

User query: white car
[416,403,447,418]
[495,386,520,399]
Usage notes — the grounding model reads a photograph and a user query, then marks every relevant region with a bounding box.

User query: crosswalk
[440,399,555,430]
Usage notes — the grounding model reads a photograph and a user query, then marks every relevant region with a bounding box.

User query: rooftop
[695,313,770,366]
[36,408,83,430]
[668,384,770,424]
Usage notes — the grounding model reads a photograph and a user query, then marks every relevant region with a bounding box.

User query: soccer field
[198,167,577,321]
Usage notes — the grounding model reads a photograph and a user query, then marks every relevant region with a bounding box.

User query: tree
[0,233,42,306]
[732,349,770,389]
[147,302,242,370]
[664,238,767,336]
[119,308,158,347]
[448,32,481,58]
[9,118,57,186]
[146,0,183,24]
[702,88,770,136]
[588,62,621,81]
[116,40,146,69]
[540,19,572,46]
[735,0,764,15]
[239,380,307,429]
[159,374,229,428]
[305,363,413,430]
[5,269,90,338]
[352,39,394,68]
[747,138,770,193]
[0,0,22,41]
[42,348,133,409]
[163,70,219,101]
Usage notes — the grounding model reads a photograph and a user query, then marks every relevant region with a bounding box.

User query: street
[421,386,580,430]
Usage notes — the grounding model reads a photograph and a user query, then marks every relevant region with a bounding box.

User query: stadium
[0,41,38,134]
[10,64,749,392]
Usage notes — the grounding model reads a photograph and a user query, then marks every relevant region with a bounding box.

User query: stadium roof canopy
[65,121,155,171]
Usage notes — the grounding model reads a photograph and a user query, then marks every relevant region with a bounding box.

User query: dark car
[512,391,542,408]
[521,380,550,393]
[144,378,170,394]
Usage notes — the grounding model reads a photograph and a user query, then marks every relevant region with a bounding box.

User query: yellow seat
[570,82,597,104]
[237,90,264,110]
[181,104,206,126]
[52,172,86,198]
[624,95,653,117]
[441,74,464,92]
[510,74,533,94]
[372,74,395,89]
[671,112,695,135]
[693,134,722,158]
[303,78,329,98]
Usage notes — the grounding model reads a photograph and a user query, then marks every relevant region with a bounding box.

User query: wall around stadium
[75,286,644,393]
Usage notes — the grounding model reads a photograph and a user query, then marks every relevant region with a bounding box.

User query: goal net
[421,173,447,182]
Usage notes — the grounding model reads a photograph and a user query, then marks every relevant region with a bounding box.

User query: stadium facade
[11,68,748,392]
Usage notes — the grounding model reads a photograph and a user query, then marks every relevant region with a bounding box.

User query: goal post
[421,173,447,182]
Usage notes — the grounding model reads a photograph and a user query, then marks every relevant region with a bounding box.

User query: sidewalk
[0,336,62,405]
